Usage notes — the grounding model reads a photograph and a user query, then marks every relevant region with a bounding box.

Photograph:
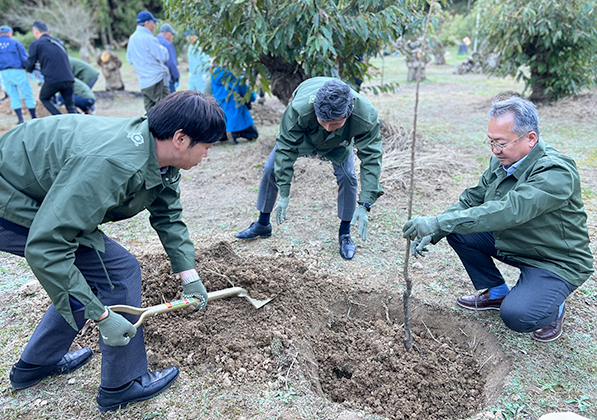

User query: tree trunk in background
[100,27,108,48]
[259,54,306,105]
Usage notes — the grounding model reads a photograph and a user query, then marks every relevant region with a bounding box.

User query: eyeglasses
[485,132,528,152]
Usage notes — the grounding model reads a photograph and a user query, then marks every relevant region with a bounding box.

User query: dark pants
[87,74,99,89]
[141,80,170,113]
[447,231,577,332]
[0,218,148,388]
[232,124,259,141]
[57,93,95,114]
[257,145,358,221]
[40,80,77,115]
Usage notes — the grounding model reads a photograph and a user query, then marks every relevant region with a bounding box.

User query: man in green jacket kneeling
[0,90,226,411]
[402,96,593,342]
[236,77,384,260]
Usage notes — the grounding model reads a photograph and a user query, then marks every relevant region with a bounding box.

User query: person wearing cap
[24,20,77,115]
[127,11,170,112]
[0,90,226,412]
[157,24,180,93]
[0,25,37,124]
[235,77,384,260]
[68,56,100,88]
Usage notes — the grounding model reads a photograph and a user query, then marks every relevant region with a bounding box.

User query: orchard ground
[0,48,595,420]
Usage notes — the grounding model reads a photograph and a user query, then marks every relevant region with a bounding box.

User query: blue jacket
[25,34,73,83]
[0,34,29,70]
[157,34,180,83]
[211,67,255,132]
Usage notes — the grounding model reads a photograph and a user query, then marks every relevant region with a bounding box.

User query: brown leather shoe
[531,305,565,342]
[457,290,504,311]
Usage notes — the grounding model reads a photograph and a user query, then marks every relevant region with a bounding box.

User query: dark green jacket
[435,139,593,286]
[68,56,99,86]
[274,77,384,204]
[0,115,195,329]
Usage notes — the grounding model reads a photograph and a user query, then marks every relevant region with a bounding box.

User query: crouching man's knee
[500,300,551,333]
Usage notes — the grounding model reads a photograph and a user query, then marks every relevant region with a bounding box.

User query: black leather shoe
[10,347,93,389]
[339,234,356,260]
[97,366,180,412]
[235,221,272,239]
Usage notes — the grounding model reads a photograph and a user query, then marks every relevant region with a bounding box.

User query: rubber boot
[15,108,24,125]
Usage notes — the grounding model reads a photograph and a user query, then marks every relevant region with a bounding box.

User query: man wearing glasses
[402,96,593,342]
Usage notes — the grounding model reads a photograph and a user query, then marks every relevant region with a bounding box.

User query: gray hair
[314,79,355,122]
[489,96,540,139]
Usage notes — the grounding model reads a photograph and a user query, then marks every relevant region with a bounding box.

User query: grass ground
[0,45,596,419]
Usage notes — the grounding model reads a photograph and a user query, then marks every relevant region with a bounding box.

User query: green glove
[402,216,440,240]
[274,196,290,225]
[410,235,432,258]
[350,205,369,241]
[181,275,208,311]
[95,308,137,347]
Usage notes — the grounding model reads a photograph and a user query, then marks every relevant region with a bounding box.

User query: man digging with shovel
[0,90,225,411]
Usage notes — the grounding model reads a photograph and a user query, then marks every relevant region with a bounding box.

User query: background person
[0,91,226,412]
[157,24,180,93]
[126,11,170,112]
[235,77,384,260]
[56,77,95,114]
[0,25,37,124]
[24,20,76,115]
[186,32,210,94]
[403,96,593,342]
[211,66,258,144]
[68,56,99,88]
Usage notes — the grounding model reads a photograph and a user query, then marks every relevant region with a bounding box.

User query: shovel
[109,286,274,328]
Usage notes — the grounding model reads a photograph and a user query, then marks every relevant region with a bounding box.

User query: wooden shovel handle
[109,287,249,328]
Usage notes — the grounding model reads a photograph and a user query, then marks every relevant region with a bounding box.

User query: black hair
[33,20,48,33]
[314,79,355,122]
[148,91,226,146]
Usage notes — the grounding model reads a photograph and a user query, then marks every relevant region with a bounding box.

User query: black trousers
[40,80,77,115]
[447,231,577,332]
[0,218,148,388]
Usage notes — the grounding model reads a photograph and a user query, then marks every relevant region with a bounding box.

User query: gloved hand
[275,196,290,225]
[175,81,180,88]
[410,235,432,258]
[350,205,369,241]
[95,308,137,347]
[402,216,440,240]
[181,275,208,311]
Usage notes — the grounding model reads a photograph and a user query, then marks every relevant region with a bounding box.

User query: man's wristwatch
[182,273,200,286]
[358,202,372,212]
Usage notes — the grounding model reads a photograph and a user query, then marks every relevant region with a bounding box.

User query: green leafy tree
[166,0,420,104]
[478,0,597,102]
[93,0,163,47]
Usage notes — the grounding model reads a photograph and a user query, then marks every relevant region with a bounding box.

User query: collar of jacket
[491,138,546,180]
[143,132,169,189]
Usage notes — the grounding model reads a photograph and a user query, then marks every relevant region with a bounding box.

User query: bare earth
[0,55,595,420]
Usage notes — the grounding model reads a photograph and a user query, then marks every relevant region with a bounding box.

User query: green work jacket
[0,115,195,329]
[274,77,384,205]
[435,139,593,286]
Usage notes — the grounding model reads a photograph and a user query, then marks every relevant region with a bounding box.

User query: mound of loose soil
[74,242,509,420]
